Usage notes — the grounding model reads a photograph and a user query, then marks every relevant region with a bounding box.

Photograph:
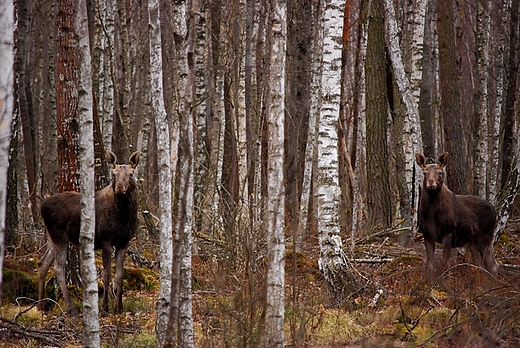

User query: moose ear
[415,153,427,169]
[437,152,448,168]
[129,151,140,169]
[106,151,117,169]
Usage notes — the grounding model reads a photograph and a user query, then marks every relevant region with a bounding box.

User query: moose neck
[422,182,447,201]
[114,191,137,222]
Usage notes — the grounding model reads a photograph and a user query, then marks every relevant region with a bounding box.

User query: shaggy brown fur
[416,152,498,281]
[38,151,140,316]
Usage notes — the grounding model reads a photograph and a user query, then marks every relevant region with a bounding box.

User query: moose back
[416,152,498,281]
[38,151,140,316]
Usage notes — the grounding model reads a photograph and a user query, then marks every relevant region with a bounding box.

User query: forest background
[0,0,520,346]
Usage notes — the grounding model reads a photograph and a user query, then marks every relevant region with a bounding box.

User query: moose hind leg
[441,234,453,275]
[114,246,129,314]
[54,243,78,317]
[483,244,498,275]
[38,244,55,311]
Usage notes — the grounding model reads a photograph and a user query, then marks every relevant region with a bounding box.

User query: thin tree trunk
[351,0,369,240]
[489,0,511,204]
[265,0,286,345]
[56,0,79,192]
[148,0,173,344]
[474,0,491,199]
[75,0,100,344]
[170,0,196,345]
[384,0,423,243]
[15,0,39,227]
[0,0,15,298]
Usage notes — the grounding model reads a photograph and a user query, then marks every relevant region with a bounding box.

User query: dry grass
[2,225,520,347]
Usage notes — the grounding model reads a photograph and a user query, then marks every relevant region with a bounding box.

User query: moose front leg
[424,237,436,283]
[101,244,112,316]
[114,245,129,314]
[441,233,453,276]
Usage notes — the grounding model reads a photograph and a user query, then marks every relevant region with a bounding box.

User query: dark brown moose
[38,151,140,316]
[416,152,498,281]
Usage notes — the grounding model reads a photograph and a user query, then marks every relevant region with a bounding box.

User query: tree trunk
[437,0,466,194]
[475,0,491,198]
[148,0,173,344]
[500,0,519,190]
[418,0,438,158]
[75,0,100,344]
[316,0,358,299]
[384,0,423,243]
[366,0,392,229]
[56,0,80,192]
[15,0,39,227]
[0,0,15,299]
[264,0,286,345]
[488,0,509,204]
[166,0,196,345]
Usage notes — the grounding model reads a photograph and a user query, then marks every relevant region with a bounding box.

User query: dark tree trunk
[419,0,437,159]
[56,0,79,192]
[55,0,81,287]
[500,0,519,188]
[285,0,311,246]
[366,0,392,229]
[437,0,466,194]
[16,0,40,225]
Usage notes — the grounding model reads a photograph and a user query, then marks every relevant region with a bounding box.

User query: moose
[416,152,498,281]
[38,151,140,316]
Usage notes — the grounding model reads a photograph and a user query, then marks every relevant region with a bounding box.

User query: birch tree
[165,0,196,345]
[315,0,357,297]
[488,0,510,204]
[384,0,423,242]
[475,0,491,198]
[148,0,173,343]
[265,0,285,345]
[75,0,100,345]
[0,0,14,295]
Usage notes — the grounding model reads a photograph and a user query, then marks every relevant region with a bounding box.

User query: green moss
[1,268,37,303]
[123,267,158,291]
[391,254,423,267]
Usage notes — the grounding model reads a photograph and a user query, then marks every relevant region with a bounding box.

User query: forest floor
[1,220,520,347]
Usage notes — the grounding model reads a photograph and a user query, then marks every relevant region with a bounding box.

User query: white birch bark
[75,0,100,345]
[352,1,370,242]
[489,0,510,204]
[102,0,115,151]
[410,0,427,103]
[148,0,173,344]
[265,1,285,346]
[494,154,520,241]
[384,0,423,224]
[237,0,248,215]
[177,1,196,345]
[0,0,14,298]
[475,0,491,198]
[299,1,321,247]
[316,0,353,292]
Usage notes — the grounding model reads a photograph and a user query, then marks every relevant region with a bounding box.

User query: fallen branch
[349,257,394,263]
[0,316,65,347]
